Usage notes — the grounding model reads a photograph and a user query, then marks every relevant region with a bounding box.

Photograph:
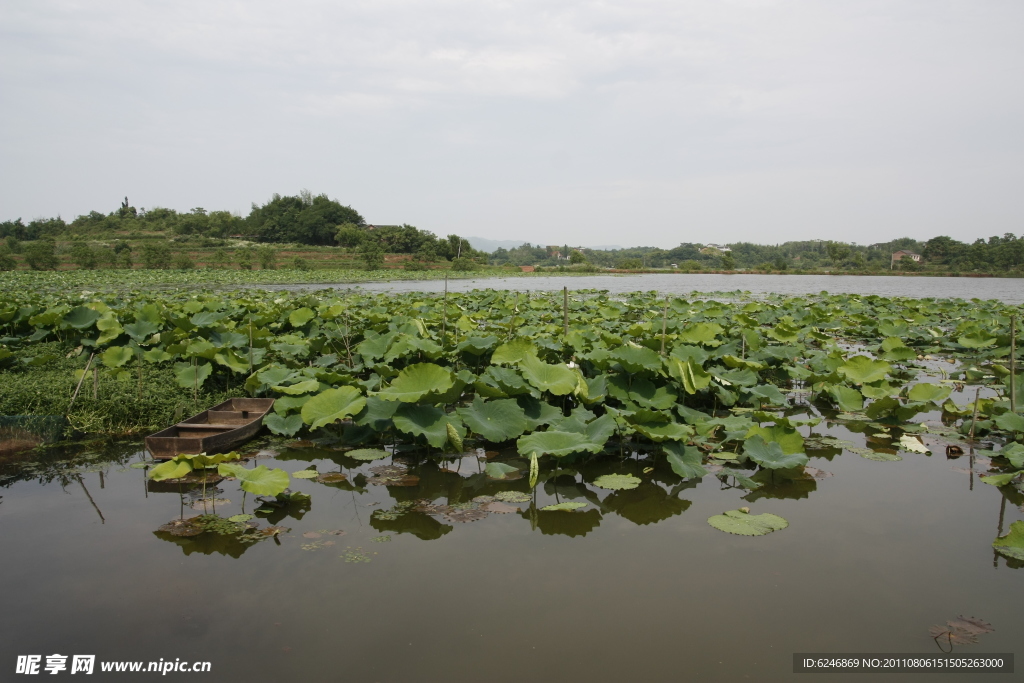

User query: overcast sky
[2,1,1021,248]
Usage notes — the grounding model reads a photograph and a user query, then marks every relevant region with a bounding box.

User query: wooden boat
[145,398,275,460]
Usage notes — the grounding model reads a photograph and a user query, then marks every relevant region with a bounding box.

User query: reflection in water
[524,506,603,537]
[602,481,692,526]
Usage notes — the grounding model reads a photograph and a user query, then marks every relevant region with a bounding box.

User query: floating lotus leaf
[744,435,808,469]
[907,383,952,403]
[264,413,303,436]
[494,490,531,503]
[745,424,804,454]
[347,448,390,461]
[855,448,902,462]
[993,521,1024,561]
[519,355,577,396]
[148,459,193,481]
[301,386,366,430]
[540,501,588,511]
[377,363,454,403]
[707,509,789,536]
[291,469,318,479]
[228,514,254,522]
[593,473,641,490]
[999,443,1024,468]
[317,472,349,483]
[837,355,892,384]
[898,434,929,454]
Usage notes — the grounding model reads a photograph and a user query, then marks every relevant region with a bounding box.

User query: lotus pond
[1,286,1023,680]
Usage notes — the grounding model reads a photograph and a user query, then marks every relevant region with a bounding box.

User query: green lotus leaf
[958,331,997,348]
[707,509,789,536]
[189,311,224,328]
[148,459,193,481]
[378,363,454,402]
[745,424,804,454]
[174,361,212,389]
[101,346,134,368]
[347,448,391,461]
[291,469,318,479]
[264,413,304,436]
[664,442,707,479]
[516,430,604,457]
[993,520,1024,561]
[258,366,295,386]
[95,314,123,344]
[677,323,723,344]
[744,434,809,469]
[273,379,321,395]
[979,471,1022,486]
[491,339,538,365]
[837,355,892,384]
[628,378,678,409]
[907,383,952,403]
[143,348,173,362]
[484,462,519,480]
[898,434,929,454]
[767,324,801,343]
[392,403,463,448]
[610,345,662,373]
[540,501,588,511]
[631,420,694,442]
[273,395,310,415]
[593,473,641,490]
[180,451,242,469]
[289,307,315,327]
[519,355,577,395]
[856,449,902,461]
[667,357,711,394]
[456,397,529,442]
[999,443,1024,468]
[828,385,864,412]
[746,384,788,406]
[124,319,160,341]
[993,411,1024,433]
[228,514,254,522]
[300,386,366,430]
[223,465,290,497]
[63,306,101,330]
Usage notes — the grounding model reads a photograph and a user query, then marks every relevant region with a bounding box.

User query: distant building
[892,250,921,262]
[704,243,732,252]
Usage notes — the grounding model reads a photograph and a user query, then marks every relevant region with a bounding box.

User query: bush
[208,248,231,269]
[359,242,385,270]
[236,246,255,270]
[617,258,643,270]
[0,244,16,271]
[171,252,195,269]
[23,240,59,270]
[69,240,98,269]
[292,256,311,271]
[403,260,427,271]
[257,245,277,270]
[450,257,478,271]
[140,241,172,269]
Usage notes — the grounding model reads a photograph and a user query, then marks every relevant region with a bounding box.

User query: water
[267,273,1024,304]
[1,407,1020,681]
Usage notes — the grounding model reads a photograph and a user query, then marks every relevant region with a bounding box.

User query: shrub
[292,256,311,271]
[140,241,171,269]
[236,246,255,270]
[23,240,59,270]
[171,252,195,269]
[359,242,385,270]
[69,240,98,269]
[403,260,427,271]
[257,245,277,270]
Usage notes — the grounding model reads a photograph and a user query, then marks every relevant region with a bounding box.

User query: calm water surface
[1,404,1021,682]
[269,273,1024,304]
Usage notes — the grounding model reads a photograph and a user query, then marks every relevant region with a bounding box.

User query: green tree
[336,224,366,248]
[4,236,22,253]
[69,240,98,269]
[359,241,385,270]
[140,241,172,269]
[248,191,365,245]
[23,240,59,270]
[826,241,850,266]
[291,256,311,271]
[618,258,643,270]
[569,250,586,264]
[450,257,477,271]
[257,245,277,270]
[208,248,231,269]
[721,252,737,270]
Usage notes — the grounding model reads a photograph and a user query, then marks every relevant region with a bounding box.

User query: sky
[1,0,1022,249]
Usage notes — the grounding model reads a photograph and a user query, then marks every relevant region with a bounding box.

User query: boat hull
[145,398,274,460]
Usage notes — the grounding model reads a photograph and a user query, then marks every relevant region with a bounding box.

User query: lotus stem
[969,387,981,440]
[68,352,95,414]
[1011,314,1016,412]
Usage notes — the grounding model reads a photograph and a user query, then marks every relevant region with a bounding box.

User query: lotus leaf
[220,465,290,497]
[392,404,463,448]
[519,355,577,395]
[541,502,588,511]
[485,462,520,480]
[148,459,193,481]
[63,306,101,329]
[744,435,809,469]
[301,386,366,430]
[348,448,391,461]
[828,385,864,412]
[958,331,997,348]
[593,473,641,490]
[664,442,707,479]
[102,346,134,368]
[907,383,952,403]
[668,357,712,394]
[457,397,529,442]
[491,339,538,365]
[999,443,1024,468]
[517,430,605,457]
[610,345,662,373]
[378,363,454,402]
[707,509,789,536]
[291,469,318,479]
[838,355,892,384]
[273,379,321,395]
[898,434,929,454]
[745,424,804,454]
[993,411,1024,433]
[174,361,212,389]
[289,307,315,327]
[979,471,1022,486]
[677,323,723,344]
[992,521,1024,561]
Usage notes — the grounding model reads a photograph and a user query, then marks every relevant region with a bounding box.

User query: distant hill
[467,236,625,253]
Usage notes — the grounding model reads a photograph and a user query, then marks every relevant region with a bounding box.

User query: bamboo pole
[969,387,982,440]
[68,352,95,413]
[563,287,569,336]
[660,299,668,356]
[1011,314,1016,413]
